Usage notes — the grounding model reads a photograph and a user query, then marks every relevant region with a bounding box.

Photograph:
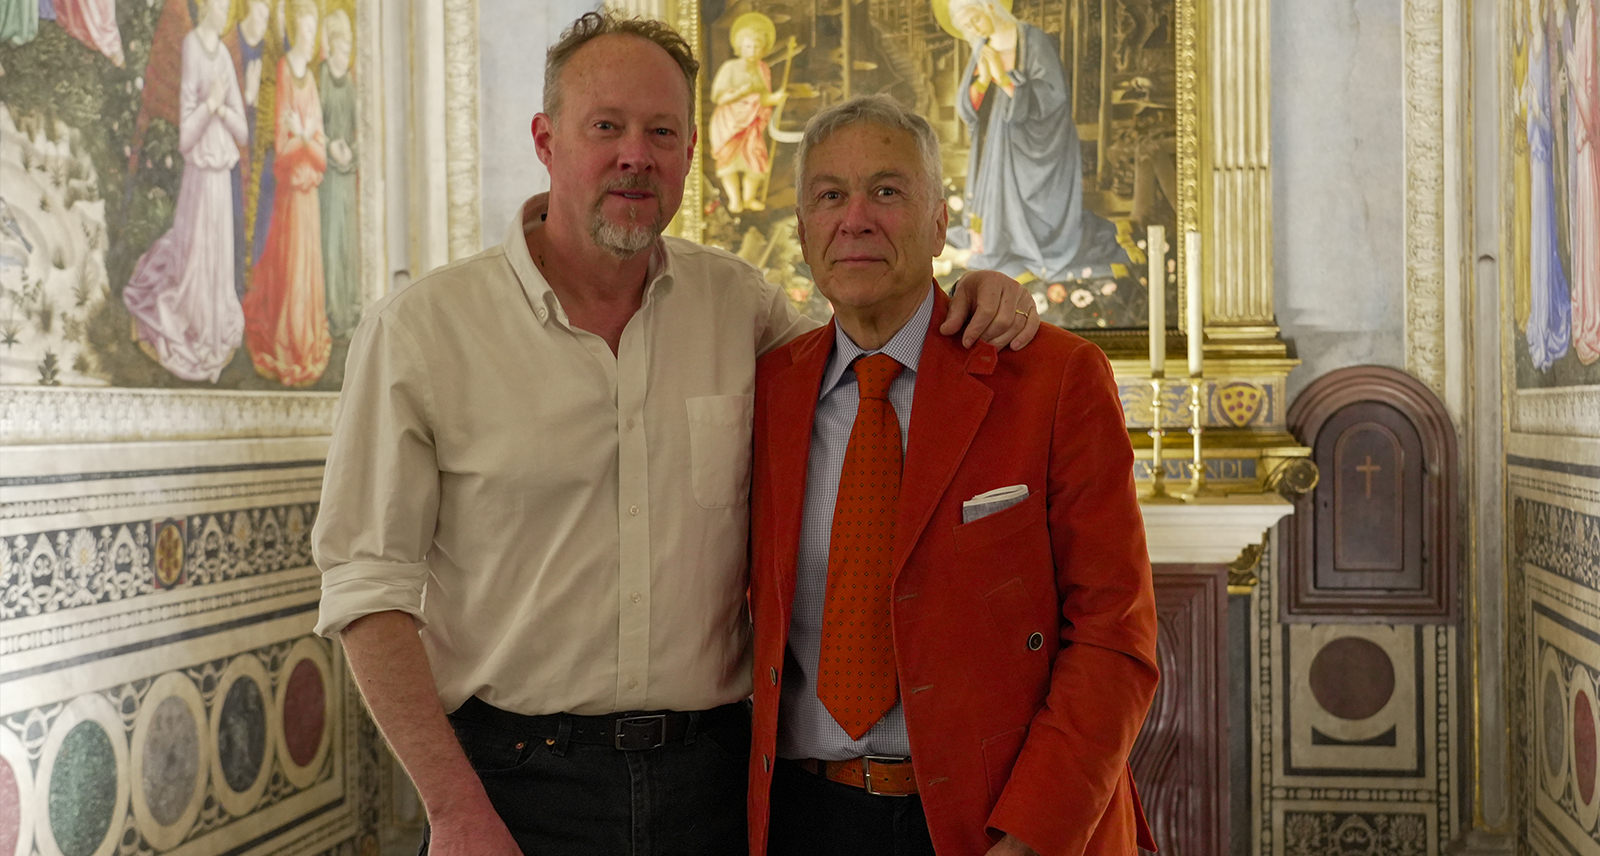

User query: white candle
[1185,230,1203,377]
[1147,225,1165,377]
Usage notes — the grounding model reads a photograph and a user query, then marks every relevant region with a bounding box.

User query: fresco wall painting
[0,0,367,392]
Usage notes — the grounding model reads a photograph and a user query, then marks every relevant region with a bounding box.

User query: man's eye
[876,186,900,197]
[595,121,615,131]
[652,127,676,136]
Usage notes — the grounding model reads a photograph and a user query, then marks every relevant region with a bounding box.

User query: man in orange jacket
[747,94,1161,855]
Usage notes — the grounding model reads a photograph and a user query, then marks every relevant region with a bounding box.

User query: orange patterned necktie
[817,353,905,740]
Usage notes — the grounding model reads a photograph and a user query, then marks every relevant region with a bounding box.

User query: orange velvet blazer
[747,291,1160,855]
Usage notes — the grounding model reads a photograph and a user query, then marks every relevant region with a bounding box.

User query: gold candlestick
[1145,377,1178,501]
[1180,377,1210,499]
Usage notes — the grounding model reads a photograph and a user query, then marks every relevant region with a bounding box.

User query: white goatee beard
[590,181,666,259]
[591,217,659,258]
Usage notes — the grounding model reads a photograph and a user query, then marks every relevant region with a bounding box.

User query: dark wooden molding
[1132,564,1229,856]
[1282,366,1458,622]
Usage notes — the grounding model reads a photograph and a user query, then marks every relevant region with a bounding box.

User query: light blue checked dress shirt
[776,285,936,762]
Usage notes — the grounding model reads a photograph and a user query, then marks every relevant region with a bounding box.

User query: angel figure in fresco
[121,0,249,383]
[1564,0,1600,363]
[1513,0,1533,334]
[940,0,1127,285]
[1526,0,1573,371]
[242,0,330,386]
[53,0,126,66]
[225,0,274,300]
[710,12,787,214]
[320,9,360,337]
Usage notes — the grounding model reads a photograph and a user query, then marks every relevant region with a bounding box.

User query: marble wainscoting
[0,438,390,856]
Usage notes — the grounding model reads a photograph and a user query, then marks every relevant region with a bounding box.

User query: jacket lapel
[764,325,833,604]
[893,293,995,573]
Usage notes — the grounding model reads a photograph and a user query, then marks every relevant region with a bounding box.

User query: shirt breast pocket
[686,394,755,509]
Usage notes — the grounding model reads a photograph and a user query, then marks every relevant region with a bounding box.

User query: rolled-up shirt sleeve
[312,308,440,637]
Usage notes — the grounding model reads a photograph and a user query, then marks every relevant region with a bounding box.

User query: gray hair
[794,94,943,212]
[543,12,700,122]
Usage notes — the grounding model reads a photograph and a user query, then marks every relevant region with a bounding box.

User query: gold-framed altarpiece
[638,0,1305,493]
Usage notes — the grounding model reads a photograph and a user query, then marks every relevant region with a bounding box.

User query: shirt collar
[504,194,675,326]
[820,283,936,399]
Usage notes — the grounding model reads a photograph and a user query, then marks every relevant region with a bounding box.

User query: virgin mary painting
[938,0,1128,286]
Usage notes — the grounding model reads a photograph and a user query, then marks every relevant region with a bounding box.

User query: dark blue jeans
[425,703,751,856]
[767,759,937,856]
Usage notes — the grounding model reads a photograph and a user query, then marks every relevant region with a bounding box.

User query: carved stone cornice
[0,388,337,444]
[1511,388,1600,438]
[444,0,482,259]
[1404,0,1447,396]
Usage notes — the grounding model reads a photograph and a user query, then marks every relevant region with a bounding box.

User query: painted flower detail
[1046,283,1068,304]
[1069,288,1094,308]
[69,529,98,576]
[1100,281,1117,296]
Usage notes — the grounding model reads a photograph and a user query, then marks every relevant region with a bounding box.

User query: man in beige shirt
[312,13,1037,856]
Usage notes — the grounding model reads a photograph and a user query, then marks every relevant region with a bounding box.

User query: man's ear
[686,126,697,165]
[532,113,554,167]
[795,206,809,254]
[931,199,949,256]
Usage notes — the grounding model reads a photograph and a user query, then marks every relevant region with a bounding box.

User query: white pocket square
[961,485,1030,523]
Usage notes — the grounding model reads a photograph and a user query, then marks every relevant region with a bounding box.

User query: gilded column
[1200,0,1280,347]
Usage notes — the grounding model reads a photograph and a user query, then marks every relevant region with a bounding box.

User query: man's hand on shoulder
[943,270,1041,350]
[426,804,526,856]
[985,833,1042,856]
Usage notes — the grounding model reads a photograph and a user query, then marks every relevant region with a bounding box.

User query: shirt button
[628,678,638,690]
[629,505,639,516]
[631,591,642,603]
[1027,632,1045,651]
[536,307,548,320]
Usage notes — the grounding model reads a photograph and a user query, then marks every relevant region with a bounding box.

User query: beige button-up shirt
[312,197,816,716]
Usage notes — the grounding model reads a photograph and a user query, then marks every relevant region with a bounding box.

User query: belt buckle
[862,754,912,797]
[614,714,667,751]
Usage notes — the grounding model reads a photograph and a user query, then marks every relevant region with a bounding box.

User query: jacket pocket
[981,726,1029,803]
[952,490,1044,553]
[686,394,755,508]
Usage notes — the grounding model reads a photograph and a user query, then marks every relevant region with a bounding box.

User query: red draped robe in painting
[710,60,773,177]
[1569,0,1600,363]
[243,56,330,386]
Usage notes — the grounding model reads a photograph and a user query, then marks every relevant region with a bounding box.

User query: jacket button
[1027,632,1044,651]
[769,667,778,685]
[763,755,771,772]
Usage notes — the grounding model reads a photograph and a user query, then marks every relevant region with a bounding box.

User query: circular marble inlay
[0,755,21,856]
[1308,636,1396,721]
[47,722,117,856]
[1546,670,1568,780]
[217,678,267,794]
[1576,690,1597,806]
[141,697,199,826]
[282,659,326,767]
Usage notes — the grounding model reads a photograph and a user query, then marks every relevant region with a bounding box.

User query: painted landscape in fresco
[0,0,361,390]
[1511,0,1600,389]
[695,0,1179,330]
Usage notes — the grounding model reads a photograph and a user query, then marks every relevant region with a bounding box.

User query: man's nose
[616,130,657,172]
[837,195,876,234]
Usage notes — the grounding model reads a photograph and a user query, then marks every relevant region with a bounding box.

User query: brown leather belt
[794,755,918,796]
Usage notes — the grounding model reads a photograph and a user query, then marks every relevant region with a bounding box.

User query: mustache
[603,175,660,195]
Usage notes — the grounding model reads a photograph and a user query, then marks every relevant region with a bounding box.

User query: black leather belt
[450,696,744,751]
